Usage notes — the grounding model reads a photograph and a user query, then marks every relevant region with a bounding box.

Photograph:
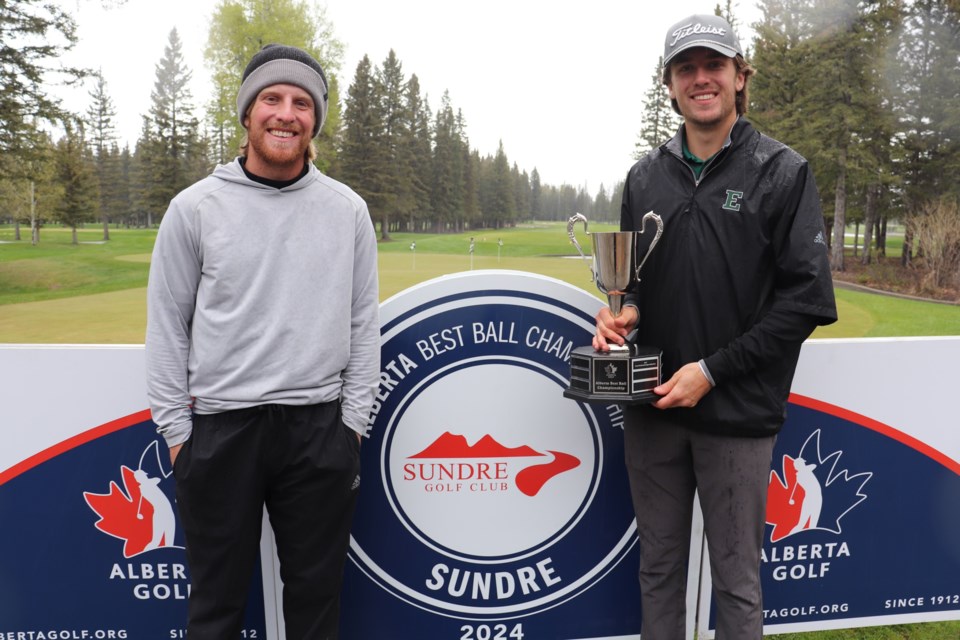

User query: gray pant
[624,410,775,640]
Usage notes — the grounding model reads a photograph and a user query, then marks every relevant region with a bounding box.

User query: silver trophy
[564,211,664,404]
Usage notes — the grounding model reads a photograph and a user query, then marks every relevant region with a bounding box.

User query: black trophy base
[563,344,662,405]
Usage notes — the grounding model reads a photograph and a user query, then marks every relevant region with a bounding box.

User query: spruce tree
[405,75,433,230]
[752,0,900,271]
[376,50,410,240]
[529,168,542,219]
[140,28,206,223]
[431,92,465,231]
[54,122,100,244]
[85,71,119,239]
[634,56,681,158]
[339,55,387,232]
[891,0,960,209]
[455,110,476,229]
[488,141,514,229]
[0,0,84,172]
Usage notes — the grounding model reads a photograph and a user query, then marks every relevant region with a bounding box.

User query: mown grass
[0,227,155,304]
[767,621,960,640]
[2,223,958,344]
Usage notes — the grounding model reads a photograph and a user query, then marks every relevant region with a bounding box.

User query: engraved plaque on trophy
[563,212,664,405]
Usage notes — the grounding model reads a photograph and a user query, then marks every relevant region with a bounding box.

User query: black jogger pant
[173,401,361,639]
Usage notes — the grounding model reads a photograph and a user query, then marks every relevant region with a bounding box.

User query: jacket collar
[664,116,752,160]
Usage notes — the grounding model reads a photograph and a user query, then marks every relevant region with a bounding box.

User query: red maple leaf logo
[84,465,157,558]
[766,430,872,543]
[766,455,804,543]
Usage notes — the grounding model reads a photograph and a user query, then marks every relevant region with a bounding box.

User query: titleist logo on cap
[669,22,727,47]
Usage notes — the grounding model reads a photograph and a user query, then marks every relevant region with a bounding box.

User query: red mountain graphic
[410,432,543,458]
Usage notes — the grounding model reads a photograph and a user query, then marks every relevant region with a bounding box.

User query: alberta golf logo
[764,429,872,582]
[83,439,190,601]
[346,273,639,635]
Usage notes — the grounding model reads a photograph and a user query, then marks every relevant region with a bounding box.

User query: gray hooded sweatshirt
[146,159,380,447]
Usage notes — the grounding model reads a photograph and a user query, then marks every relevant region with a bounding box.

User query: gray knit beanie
[237,44,329,138]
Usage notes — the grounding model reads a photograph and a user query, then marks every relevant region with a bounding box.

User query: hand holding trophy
[563,211,664,404]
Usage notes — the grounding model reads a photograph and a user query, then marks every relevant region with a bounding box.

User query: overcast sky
[53,0,762,195]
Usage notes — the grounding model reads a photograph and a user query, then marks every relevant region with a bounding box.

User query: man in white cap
[146,44,380,638]
[594,14,837,639]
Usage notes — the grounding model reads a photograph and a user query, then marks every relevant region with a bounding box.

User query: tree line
[0,0,616,247]
[636,0,960,282]
[2,0,959,286]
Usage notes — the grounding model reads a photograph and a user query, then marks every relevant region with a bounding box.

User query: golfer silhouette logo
[766,429,871,543]
[84,440,182,557]
[786,457,822,535]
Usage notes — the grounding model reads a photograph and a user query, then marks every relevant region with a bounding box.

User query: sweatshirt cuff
[698,359,716,387]
[157,418,193,449]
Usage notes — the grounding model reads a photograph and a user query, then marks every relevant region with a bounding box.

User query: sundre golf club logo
[342,272,642,638]
[402,431,580,498]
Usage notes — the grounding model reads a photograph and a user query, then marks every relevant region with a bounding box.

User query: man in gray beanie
[593,13,836,640]
[147,43,379,638]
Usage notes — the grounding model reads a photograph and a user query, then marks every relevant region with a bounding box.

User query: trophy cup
[563,211,664,404]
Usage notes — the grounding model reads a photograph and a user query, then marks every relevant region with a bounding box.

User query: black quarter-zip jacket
[622,118,837,436]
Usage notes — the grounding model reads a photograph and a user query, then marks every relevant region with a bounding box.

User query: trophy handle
[635,211,663,281]
[567,213,593,276]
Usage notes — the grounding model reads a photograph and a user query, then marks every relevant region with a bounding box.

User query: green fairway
[1,223,958,344]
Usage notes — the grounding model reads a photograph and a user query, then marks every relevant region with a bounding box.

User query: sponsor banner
[0,347,271,638]
[697,337,960,637]
[3,284,957,640]
[339,270,644,639]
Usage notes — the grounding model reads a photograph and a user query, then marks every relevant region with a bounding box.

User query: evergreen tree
[594,184,611,222]
[54,122,100,244]
[139,28,206,224]
[529,168,543,219]
[405,75,433,230]
[750,0,814,138]
[634,56,682,158]
[890,0,960,212]
[85,70,119,239]
[715,0,742,33]
[0,131,58,243]
[752,0,900,271]
[816,0,901,271]
[133,116,163,227]
[559,184,578,220]
[339,55,387,232]
[487,141,515,228]
[455,110,478,229]
[376,50,412,240]
[463,149,481,229]
[431,91,465,231]
[0,0,84,173]
[514,166,531,222]
[107,144,134,228]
